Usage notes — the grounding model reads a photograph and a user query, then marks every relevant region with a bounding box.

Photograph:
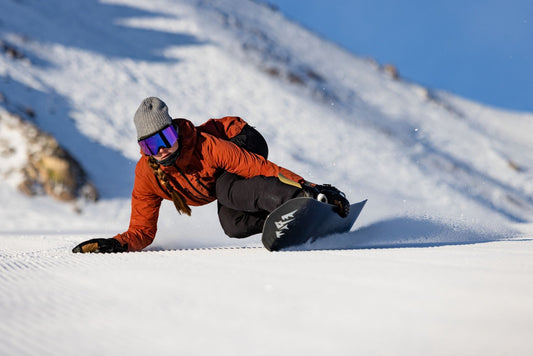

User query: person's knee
[220,217,255,239]
[223,226,253,239]
[218,206,264,238]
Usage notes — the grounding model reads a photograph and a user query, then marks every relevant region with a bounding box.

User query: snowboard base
[261,198,367,251]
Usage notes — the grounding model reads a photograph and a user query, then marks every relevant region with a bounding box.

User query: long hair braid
[147,156,192,216]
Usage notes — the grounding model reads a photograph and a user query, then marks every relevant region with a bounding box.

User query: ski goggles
[138,124,179,156]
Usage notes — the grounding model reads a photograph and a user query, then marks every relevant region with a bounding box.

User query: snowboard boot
[298,182,350,218]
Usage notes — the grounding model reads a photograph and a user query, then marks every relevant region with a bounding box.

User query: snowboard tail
[262,198,367,251]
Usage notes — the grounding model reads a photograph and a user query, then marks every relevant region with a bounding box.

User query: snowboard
[261,197,367,251]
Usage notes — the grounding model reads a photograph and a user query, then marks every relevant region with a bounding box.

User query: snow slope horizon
[1,1,533,354]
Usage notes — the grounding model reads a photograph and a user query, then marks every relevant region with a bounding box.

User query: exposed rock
[287,71,305,86]
[0,107,98,203]
[23,106,36,118]
[383,64,400,80]
[263,66,280,78]
[508,159,524,173]
[0,40,26,60]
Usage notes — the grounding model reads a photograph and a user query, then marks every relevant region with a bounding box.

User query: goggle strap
[160,131,171,148]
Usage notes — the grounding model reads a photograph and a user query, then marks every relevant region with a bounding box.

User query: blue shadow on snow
[285,217,518,251]
[1,0,205,66]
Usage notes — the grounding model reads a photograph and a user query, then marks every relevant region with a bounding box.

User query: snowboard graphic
[262,197,367,251]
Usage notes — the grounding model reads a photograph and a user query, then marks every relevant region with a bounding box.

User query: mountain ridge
[0,0,532,232]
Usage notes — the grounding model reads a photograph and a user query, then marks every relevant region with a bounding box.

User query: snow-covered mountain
[1,1,532,355]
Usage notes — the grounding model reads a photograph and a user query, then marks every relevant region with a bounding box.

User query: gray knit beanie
[134,97,173,140]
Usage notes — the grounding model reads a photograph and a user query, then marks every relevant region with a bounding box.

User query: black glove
[301,183,350,218]
[72,238,128,253]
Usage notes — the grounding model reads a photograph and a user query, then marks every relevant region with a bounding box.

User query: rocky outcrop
[0,107,98,203]
[383,64,400,80]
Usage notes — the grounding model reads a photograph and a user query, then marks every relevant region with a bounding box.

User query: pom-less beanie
[134,97,173,140]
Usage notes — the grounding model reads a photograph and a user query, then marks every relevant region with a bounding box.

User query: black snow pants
[215,125,301,238]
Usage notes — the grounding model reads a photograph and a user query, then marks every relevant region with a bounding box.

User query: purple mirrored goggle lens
[138,125,179,156]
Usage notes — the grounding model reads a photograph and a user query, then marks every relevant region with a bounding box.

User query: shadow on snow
[285,216,518,251]
[0,0,205,66]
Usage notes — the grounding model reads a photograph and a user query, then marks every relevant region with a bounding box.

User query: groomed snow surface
[1,0,532,355]
[2,233,533,355]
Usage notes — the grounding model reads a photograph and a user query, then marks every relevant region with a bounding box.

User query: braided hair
[147,156,191,216]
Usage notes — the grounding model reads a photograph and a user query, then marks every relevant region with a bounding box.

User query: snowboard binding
[301,183,350,218]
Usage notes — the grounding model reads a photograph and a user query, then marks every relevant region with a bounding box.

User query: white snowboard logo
[274,209,298,239]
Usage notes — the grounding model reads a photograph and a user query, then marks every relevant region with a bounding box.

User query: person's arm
[208,136,350,217]
[111,180,162,252]
[209,136,304,184]
[72,159,162,253]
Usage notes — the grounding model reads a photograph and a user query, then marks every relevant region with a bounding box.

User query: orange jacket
[114,117,304,251]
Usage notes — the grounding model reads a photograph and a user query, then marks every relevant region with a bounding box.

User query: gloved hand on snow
[300,182,350,218]
[72,238,127,253]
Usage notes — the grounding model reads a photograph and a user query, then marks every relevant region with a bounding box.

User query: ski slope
[1,0,532,355]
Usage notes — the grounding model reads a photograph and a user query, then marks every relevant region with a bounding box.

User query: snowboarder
[72,97,349,253]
